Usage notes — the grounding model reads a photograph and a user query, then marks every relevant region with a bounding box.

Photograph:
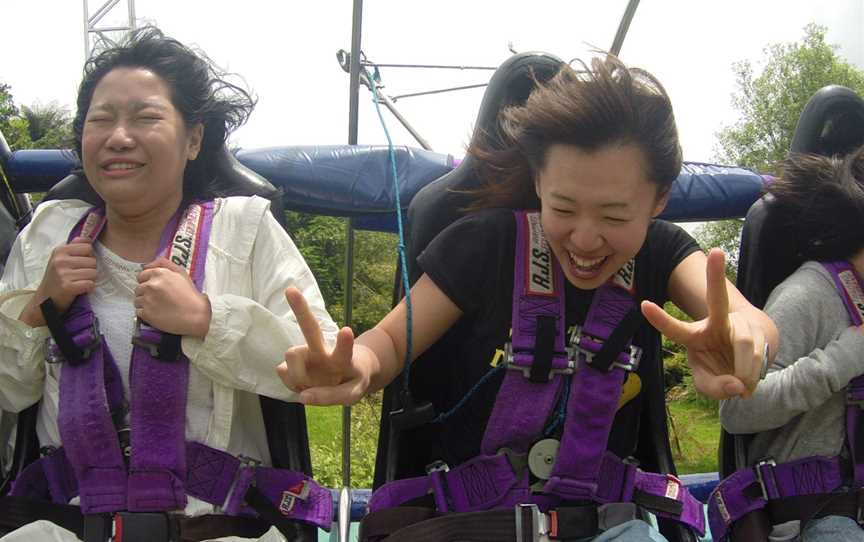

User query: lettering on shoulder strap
[837,269,864,323]
[526,212,555,296]
[170,204,204,272]
[611,259,636,293]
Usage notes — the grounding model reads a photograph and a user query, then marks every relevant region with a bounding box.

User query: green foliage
[0,83,72,151]
[306,395,381,488]
[285,211,398,334]
[715,23,864,173]
[693,219,744,282]
[705,24,864,282]
[667,399,719,475]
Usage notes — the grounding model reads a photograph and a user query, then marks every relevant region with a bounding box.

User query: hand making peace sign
[641,249,770,400]
[277,287,370,405]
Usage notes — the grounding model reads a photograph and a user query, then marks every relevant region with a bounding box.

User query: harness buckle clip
[45,318,102,365]
[754,458,777,501]
[505,342,574,379]
[132,319,181,361]
[569,325,641,372]
[425,460,450,474]
[515,503,550,542]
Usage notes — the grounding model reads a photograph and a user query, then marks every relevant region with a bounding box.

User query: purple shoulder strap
[821,260,864,487]
[56,202,214,513]
[481,211,567,454]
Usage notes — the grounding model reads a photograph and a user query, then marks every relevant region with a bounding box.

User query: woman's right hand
[20,237,98,327]
[278,287,372,405]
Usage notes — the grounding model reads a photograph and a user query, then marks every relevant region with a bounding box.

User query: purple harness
[369,211,705,535]
[708,260,864,541]
[10,203,332,530]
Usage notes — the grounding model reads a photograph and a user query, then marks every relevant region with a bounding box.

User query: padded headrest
[42,146,286,225]
[406,52,564,281]
[790,85,864,157]
[737,86,864,307]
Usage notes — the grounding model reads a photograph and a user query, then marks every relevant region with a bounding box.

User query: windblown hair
[72,26,256,201]
[767,146,864,262]
[467,55,682,210]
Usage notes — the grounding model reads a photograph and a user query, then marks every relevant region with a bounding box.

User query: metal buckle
[44,318,101,364]
[754,458,777,501]
[504,342,574,379]
[425,460,450,474]
[514,503,550,542]
[567,325,641,372]
[131,319,162,358]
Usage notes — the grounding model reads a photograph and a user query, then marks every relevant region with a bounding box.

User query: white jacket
[0,195,338,518]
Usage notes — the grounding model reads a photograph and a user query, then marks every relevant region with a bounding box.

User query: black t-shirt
[407,208,700,471]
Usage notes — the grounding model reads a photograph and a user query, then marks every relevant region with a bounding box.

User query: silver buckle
[567,325,642,372]
[754,458,777,501]
[44,319,102,364]
[504,342,575,379]
[514,503,550,542]
[131,319,162,357]
[425,460,450,474]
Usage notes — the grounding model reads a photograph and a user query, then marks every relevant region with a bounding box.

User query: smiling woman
[0,26,339,541]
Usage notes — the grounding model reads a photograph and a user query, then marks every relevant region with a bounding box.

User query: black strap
[40,298,84,364]
[530,315,557,383]
[591,307,642,372]
[633,487,684,516]
[380,509,517,542]
[243,484,308,540]
[551,506,599,539]
[359,506,439,542]
[0,495,84,539]
[156,333,182,362]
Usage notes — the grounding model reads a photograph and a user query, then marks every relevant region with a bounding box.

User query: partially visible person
[718,147,864,541]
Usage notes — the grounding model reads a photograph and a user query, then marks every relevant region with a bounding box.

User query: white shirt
[0,195,338,517]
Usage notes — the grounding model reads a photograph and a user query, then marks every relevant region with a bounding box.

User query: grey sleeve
[720,264,864,434]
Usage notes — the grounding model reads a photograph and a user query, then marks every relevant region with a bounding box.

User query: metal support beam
[83,0,136,59]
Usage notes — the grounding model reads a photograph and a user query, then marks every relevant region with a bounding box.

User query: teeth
[105,163,140,170]
[569,253,604,268]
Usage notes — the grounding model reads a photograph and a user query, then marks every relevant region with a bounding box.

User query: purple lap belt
[11,202,332,530]
[369,210,704,536]
[708,260,864,541]
[11,442,332,529]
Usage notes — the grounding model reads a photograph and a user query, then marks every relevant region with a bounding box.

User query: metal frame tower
[83,0,137,59]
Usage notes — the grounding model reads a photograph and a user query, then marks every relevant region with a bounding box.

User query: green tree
[20,102,72,149]
[698,24,864,279]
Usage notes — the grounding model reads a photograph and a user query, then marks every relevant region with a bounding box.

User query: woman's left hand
[641,249,767,400]
[135,256,211,337]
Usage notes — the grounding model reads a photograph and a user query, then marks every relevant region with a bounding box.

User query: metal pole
[610,0,640,57]
[83,0,91,59]
[127,0,136,30]
[369,79,433,151]
[340,1,362,540]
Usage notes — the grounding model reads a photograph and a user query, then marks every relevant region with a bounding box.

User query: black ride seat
[0,144,317,541]
[373,52,697,542]
[719,85,864,478]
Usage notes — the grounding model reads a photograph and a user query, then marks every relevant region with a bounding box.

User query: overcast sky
[3,1,863,163]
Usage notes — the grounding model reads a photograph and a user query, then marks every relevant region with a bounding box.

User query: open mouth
[567,252,608,278]
[103,162,144,171]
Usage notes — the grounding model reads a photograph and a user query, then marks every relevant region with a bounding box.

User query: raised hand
[277,287,367,405]
[135,257,211,336]
[641,249,766,399]
[21,236,98,327]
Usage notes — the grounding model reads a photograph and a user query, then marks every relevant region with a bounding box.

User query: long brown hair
[466,55,681,210]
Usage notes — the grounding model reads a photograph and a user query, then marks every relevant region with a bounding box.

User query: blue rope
[365,69,414,380]
[435,363,506,423]
[543,376,571,437]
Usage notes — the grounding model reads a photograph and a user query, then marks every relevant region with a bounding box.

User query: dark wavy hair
[767,146,864,262]
[72,26,255,201]
[467,55,681,210]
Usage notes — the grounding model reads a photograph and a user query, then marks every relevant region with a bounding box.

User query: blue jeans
[579,519,668,541]
[798,515,864,541]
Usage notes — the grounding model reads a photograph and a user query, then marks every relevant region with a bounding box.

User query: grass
[306,394,382,489]
[306,389,722,490]
[667,393,721,475]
